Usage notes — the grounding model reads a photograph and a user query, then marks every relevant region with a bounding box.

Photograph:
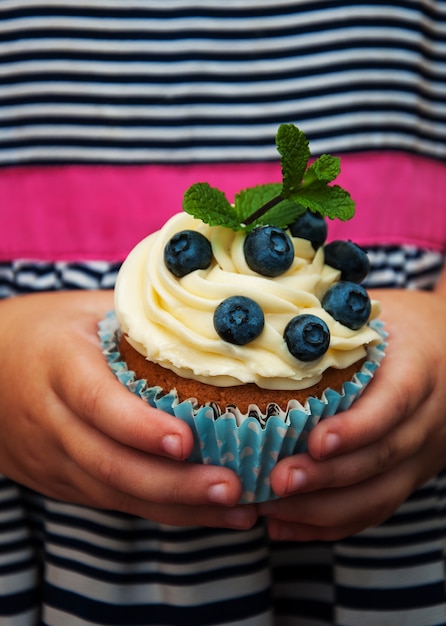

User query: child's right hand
[0,291,257,530]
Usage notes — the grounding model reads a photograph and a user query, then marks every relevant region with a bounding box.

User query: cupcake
[101,124,386,503]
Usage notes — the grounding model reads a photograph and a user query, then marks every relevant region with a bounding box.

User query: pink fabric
[1,152,445,261]
[331,152,446,251]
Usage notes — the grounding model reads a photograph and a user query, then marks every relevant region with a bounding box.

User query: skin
[0,291,257,531]
[258,269,446,540]
[1,271,445,540]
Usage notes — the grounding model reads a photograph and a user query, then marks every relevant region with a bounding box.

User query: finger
[58,406,244,508]
[269,402,427,497]
[52,331,195,461]
[306,343,433,461]
[260,461,415,539]
[15,403,256,531]
[117,498,259,531]
[41,450,258,531]
[265,517,368,542]
[260,486,390,542]
[60,470,257,530]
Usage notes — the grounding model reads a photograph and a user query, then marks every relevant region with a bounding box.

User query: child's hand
[0,291,257,530]
[259,279,446,541]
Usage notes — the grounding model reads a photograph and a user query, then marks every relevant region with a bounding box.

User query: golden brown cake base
[119,335,365,414]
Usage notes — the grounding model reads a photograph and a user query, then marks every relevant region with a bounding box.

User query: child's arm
[259,270,446,540]
[0,291,257,530]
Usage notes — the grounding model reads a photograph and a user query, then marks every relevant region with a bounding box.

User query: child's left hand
[258,278,446,541]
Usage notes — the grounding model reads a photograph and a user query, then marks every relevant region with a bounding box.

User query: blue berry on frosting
[244,226,294,277]
[213,296,265,345]
[164,230,213,278]
[163,124,376,357]
[289,210,328,250]
[323,240,370,283]
[284,314,330,362]
[322,281,371,330]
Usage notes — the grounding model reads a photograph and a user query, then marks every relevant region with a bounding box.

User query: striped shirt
[1,0,446,164]
[1,2,446,625]
[0,249,444,626]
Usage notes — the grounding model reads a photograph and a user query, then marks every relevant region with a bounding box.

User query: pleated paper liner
[99,312,386,503]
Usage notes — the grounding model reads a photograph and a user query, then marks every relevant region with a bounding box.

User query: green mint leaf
[235,183,281,220]
[263,198,307,228]
[303,154,340,185]
[293,183,355,221]
[235,184,306,230]
[181,124,355,230]
[276,124,309,196]
[182,182,241,230]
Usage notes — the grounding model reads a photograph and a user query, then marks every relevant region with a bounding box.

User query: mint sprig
[182,124,355,231]
[182,183,241,230]
[277,122,310,196]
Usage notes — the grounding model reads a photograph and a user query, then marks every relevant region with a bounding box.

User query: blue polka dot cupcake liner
[99,312,386,503]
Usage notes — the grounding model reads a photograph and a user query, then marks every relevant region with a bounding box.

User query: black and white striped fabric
[0,246,444,625]
[0,260,121,297]
[1,1,446,624]
[1,0,446,164]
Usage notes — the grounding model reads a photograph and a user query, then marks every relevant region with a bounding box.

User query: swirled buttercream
[114,213,381,390]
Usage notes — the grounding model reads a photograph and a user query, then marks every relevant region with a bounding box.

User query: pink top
[1,152,445,261]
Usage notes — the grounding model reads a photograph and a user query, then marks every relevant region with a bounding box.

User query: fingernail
[208,482,231,505]
[224,507,253,529]
[161,434,183,460]
[287,468,307,493]
[322,432,341,457]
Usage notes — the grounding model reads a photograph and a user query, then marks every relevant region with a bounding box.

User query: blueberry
[164,230,213,278]
[323,240,370,283]
[244,226,294,277]
[289,210,328,250]
[284,314,330,362]
[322,281,371,330]
[213,296,265,345]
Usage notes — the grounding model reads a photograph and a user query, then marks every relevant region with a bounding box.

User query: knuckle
[165,479,184,505]
[375,438,395,474]
[77,381,106,425]
[92,449,125,491]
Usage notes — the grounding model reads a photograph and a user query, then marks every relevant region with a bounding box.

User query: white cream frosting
[114,212,382,390]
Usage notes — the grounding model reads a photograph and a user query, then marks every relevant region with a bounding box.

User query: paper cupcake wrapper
[99,312,386,503]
